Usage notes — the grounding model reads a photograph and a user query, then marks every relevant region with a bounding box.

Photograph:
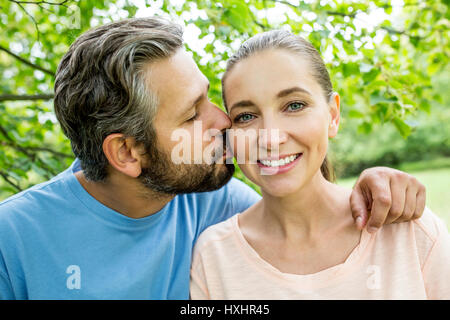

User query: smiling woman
[190,30,450,300]
[222,31,337,185]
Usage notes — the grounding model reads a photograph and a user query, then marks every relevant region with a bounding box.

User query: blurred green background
[0,0,449,226]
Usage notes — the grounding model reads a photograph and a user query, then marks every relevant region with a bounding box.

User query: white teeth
[260,154,300,167]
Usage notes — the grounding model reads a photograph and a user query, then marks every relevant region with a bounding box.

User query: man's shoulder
[224,177,256,191]
[0,171,70,223]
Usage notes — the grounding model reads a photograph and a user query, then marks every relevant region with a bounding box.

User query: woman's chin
[258,180,304,198]
[263,189,298,198]
[240,167,306,198]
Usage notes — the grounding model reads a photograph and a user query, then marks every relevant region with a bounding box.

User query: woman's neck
[258,171,353,243]
[238,171,361,275]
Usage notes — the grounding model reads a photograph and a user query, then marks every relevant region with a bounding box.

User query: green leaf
[357,121,372,134]
[389,80,403,89]
[419,99,432,114]
[342,62,359,77]
[348,110,365,118]
[362,68,380,84]
[8,171,23,181]
[370,91,398,105]
[392,117,412,138]
[222,0,251,33]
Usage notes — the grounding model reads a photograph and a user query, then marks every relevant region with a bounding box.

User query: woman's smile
[257,152,303,175]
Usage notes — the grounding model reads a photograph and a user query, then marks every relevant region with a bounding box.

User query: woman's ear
[102,134,144,178]
[328,92,340,138]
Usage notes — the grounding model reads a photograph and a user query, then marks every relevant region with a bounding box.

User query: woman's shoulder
[412,208,449,263]
[374,207,449,268]
[376,206,447,240]
[193,214,238,255]
[413,207,448,242]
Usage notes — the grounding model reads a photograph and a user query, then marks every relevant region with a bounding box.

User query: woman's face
[223,49,340,197]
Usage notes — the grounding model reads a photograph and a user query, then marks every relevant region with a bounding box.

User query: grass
[337,159,450,229]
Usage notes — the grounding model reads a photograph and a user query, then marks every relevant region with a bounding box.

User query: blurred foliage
[331,97,450,178]
[330,69,450,178]
[0,0,448,197]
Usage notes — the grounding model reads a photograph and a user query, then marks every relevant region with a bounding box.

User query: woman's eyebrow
[229,86,311,113]
[277,86,312,98]
[229,100,255,113]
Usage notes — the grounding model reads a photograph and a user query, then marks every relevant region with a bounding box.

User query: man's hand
[350,167,426,233]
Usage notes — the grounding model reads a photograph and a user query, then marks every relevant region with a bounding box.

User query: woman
[190,30,450,299]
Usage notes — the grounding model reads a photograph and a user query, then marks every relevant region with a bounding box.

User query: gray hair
[54,17,184,181]
[222,30,335,182]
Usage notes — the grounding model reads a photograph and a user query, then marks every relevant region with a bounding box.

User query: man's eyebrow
[277,86,312,98]
[189,82,210,109]
[180,82,210,119]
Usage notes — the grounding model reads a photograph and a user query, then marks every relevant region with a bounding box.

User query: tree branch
[0,124,57,177]
[0,124,35,158]
[270,0,297,9]
[8,0,72,41]
[10,0,42,42]
[269,0,425,41]
[0,45,55,76]
[9,0,70,6]
[0,170,22,192]
[326,11,357,19]
[24,146,72,158]
[0,141,72,159]
[269,0,359,19]
[380,26,423,40]
[0,93,54,102]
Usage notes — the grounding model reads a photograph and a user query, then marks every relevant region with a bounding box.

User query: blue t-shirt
[0,160,260,299]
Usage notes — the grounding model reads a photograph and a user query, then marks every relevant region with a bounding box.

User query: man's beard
[138,137,235,195]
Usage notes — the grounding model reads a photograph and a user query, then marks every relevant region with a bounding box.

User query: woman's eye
[234,113,255,123]
[286,102,306,112]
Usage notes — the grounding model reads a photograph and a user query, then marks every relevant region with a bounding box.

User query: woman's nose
[258,122,288,152]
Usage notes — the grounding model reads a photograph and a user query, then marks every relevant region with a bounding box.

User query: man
[0,18,426,299]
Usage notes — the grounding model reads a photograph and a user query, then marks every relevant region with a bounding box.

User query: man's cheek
[170,128,192,164]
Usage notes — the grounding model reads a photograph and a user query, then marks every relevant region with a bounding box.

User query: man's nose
[207,103,232,132]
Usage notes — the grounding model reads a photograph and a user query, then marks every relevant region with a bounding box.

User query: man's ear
[328,92,340,139]
[102,133,144,178]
